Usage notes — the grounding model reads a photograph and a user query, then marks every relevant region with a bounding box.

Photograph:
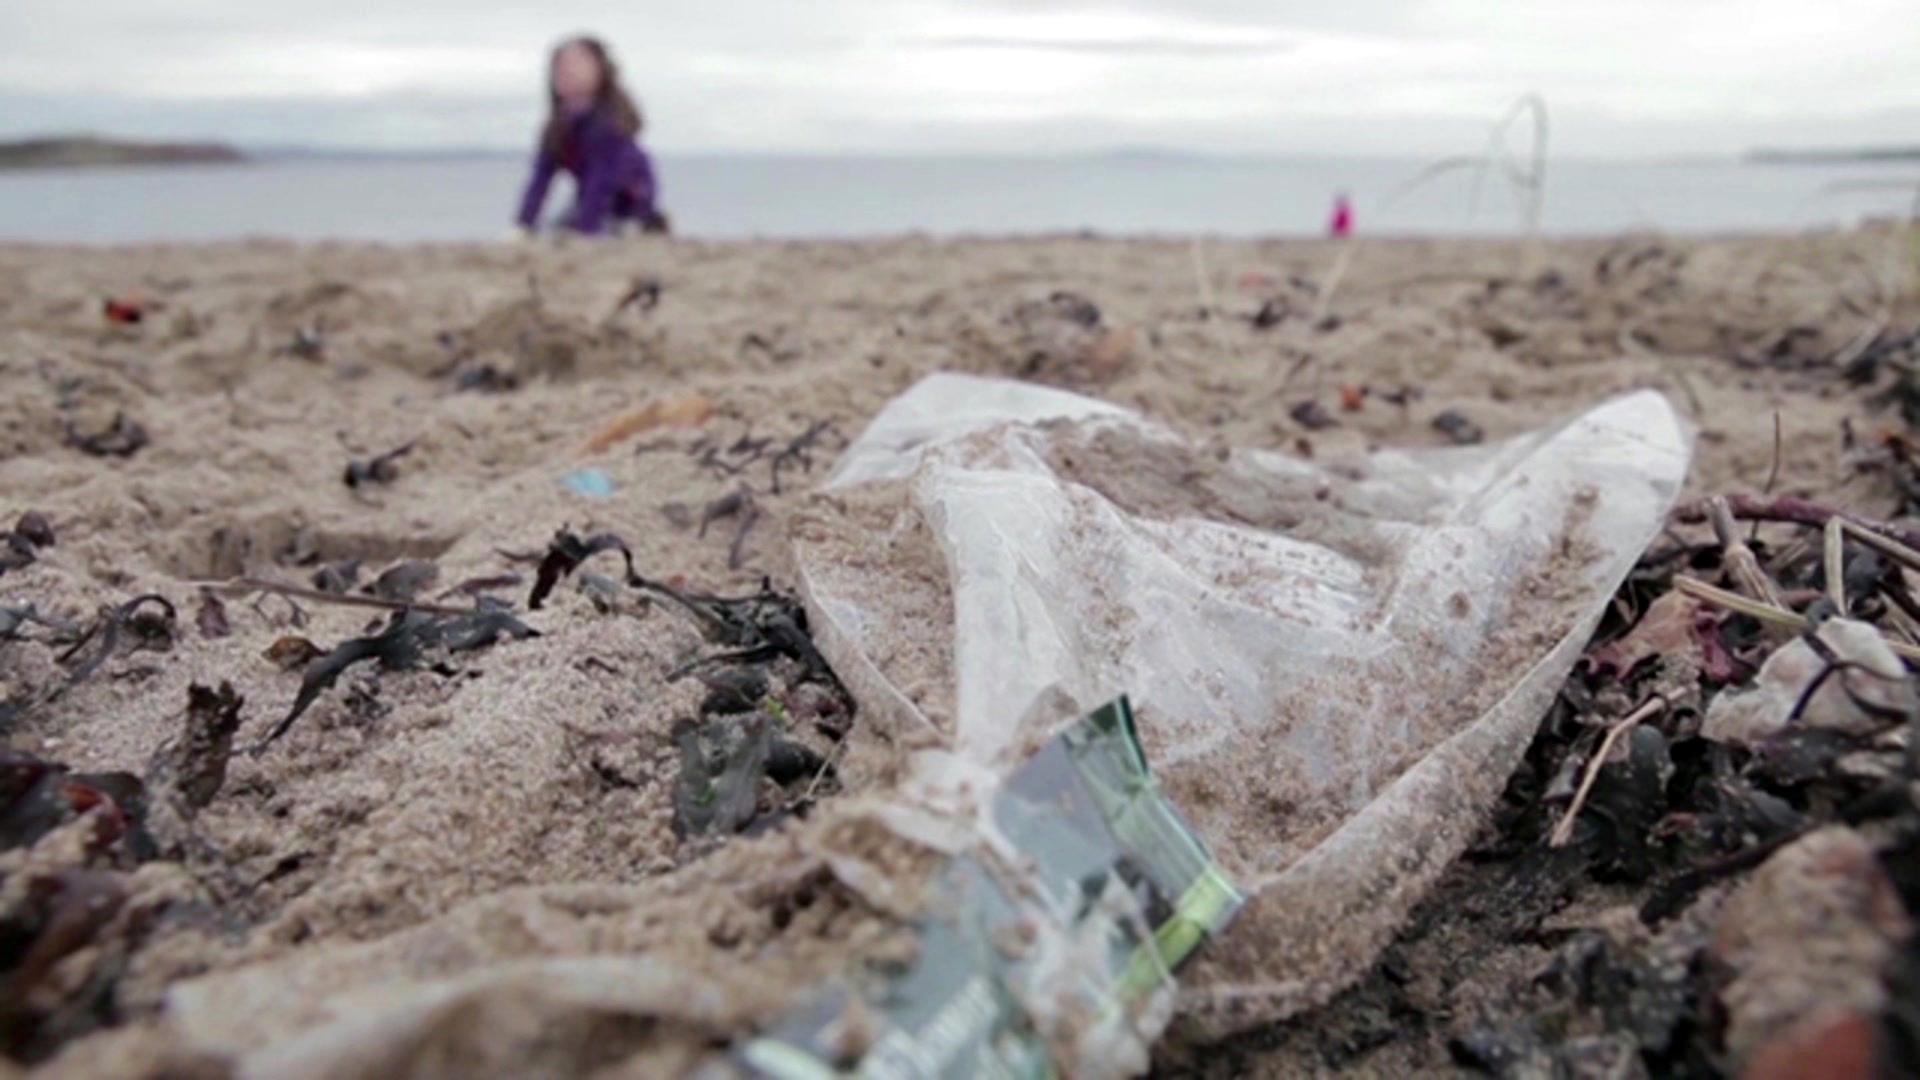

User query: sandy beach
[3,226,1916,1075]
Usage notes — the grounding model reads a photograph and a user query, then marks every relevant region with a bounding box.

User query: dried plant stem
[1549,697,1667,848]
[1674,576,1920,663]
[1825,517,1849,614]
[193,577,473,618]
[1707,497,1785,609]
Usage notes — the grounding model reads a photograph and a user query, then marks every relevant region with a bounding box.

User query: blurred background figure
[516,35,668,237]
[1329,191,1353,239]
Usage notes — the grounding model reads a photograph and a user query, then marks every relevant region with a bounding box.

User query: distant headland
[0,135,245,169]
[1746,144,1920,165]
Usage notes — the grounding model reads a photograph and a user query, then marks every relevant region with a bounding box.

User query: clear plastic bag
[793,372,1692,1037]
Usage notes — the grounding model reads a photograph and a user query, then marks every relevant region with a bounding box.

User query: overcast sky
[2,1,1915,157]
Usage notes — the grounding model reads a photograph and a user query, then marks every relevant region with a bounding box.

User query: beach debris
[1338,384,1368,412]
[63,413,149,458]
[560,467,614,498]
[671,710,828,841]
[1432,409,1486,445]
[1702,619,1916,747]
[452,363,519,393]
[257,604,537,750]
[574,572,637,615]
[55,594,177,691]
[1289,400,1338,431]
[101,294,152,324]
[194,593,232,639]
[0,751,153,858]
[1004,291,1137,386]
[12,511,54,549]
[1583,591,1708,677]
[146,682,245,811]
[435,573,523,601]
[605,276,662,323]
[529,529,637,610]
[1711,827,1912,1066]
[671,714,773,839]
[264,635,324,671]
[580,392,714,455]
[311,558,361,594]
[742,698,1241,1077]
[364,560,439,603]
[1,511,54,577]
[768,419,843,494]
[0,867,131,1053]
[342,441,415,489]
[283,323,326,361]
[698,489,752,539]
[697,667,769,716]
[727,509,762,570]
[1250,297,1291,329]
[646,576,842,694]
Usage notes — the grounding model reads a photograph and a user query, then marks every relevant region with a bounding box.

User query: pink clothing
[1329,195,1354,238]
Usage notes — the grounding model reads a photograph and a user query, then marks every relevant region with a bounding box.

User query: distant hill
[0,135,244,169]
[1747,145,1920,164]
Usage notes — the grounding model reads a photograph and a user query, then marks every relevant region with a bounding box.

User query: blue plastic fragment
[561,467,614,498]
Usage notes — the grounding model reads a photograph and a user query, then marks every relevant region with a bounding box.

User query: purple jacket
[516,107,660,235]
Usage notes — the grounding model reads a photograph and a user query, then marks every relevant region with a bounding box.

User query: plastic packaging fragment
[791,372,1693,1036]
[743,697,1242,1079]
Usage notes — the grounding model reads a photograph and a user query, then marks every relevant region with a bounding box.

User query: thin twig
[1836,517,1920,573]
[1824,516,1848,615]
[1675,576,1920,662]
[193,577,474,617]
[1708,496,1785,609]
[1549,696,1667,848]
[803,735,849,802]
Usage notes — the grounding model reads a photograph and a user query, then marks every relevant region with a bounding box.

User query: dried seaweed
[528,529,638,610]
[0,751,152,859]
[727,509,762,570]
[1290,400,1338,431]
[453,364,519,393]
[644,576,845,698]
[193,592,231,639]
[1249,297,1291,329]
[671,715,771,839]
[311,558,361,594]
[263,635,323,670]
[0,512,53,578]
[670,712,824,840]
[148,682,244,811]
[698,667,769,715]
[342,441,415,488]
[1432,409,1486,445]
[11,512,53,549]
[768,419,844,494]
[0,868,130,1059]
[257,605,537,750]
[435,573,523,600]
[55,595,176,691]
[364,560,438,602]
[698,489,752,539]
[63,413,148,458]
[606,276,662,322]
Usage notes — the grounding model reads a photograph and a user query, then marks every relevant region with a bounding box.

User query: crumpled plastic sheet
[793,372,1692,1041]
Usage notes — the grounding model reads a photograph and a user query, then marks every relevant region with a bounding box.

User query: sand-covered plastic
[793,373,1692,1045]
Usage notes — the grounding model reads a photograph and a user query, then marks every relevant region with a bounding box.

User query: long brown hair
[540,35,643,159]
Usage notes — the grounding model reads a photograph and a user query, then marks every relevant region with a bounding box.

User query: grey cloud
[909,34,1293,56]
